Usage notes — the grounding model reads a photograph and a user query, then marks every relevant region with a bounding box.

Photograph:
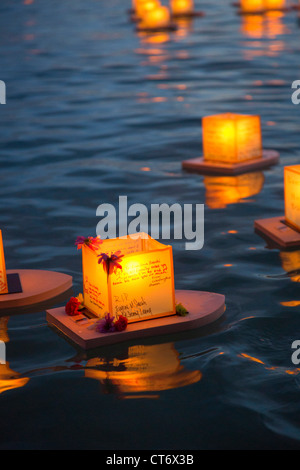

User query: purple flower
[95,313,116,334]
[97,251,124,275]
[75,236,103,252]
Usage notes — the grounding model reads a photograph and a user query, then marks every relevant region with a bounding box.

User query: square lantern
[284,165,300,233]
[255,165,300,249]
[0,231,8,295]
[82,233,176,324]
[202,113,262,165]
[240,0,286,13]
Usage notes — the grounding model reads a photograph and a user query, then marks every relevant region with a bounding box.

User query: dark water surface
[1,0,300,450]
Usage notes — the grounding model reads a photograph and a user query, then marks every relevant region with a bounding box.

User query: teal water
[0,0,300,450]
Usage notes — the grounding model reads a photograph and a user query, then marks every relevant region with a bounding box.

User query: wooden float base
[237,7,292,14]
[182,150,279,176]
[254,216,300,249]
[47,290,226,350]
[0,269,72,311]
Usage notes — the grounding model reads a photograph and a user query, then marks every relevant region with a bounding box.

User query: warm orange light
[280,250,300,282]
[0,230,8,295]
[284,165,300,233]
[170,0,194,15]
[139,5,171,29]
[136,0,161,18]
[0,363,29,394]
[204,172,265,209]
[202,113,263,164]
[241,0,286,13]
[82,233,175,323]
[85,343,201,396]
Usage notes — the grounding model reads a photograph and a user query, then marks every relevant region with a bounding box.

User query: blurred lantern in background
[136,0,161,19]
[0,231,8,295]
[170,0,194,15]
[284,166,300,233]
[202,113,263,165]
[240,0,287,13]
[138,4,173,30]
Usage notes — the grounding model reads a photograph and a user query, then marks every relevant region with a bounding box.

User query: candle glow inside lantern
[0,231,8,295]
[203,113,262,165]
[82,233,176,324]
[138,4,172,30]
[240,0,286,13]
[171,0,194,15]
[284,166,300,233]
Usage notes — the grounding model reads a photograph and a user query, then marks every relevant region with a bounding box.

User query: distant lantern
[0,231,8,295]
[138,5,173,30]
[202,113,262,165]
[135,0,161,18]
[171,0,194,15]
[240,0,286,13]
[284,165,300,233]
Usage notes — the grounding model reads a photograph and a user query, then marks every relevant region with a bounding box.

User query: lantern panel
[284,165,300,233]
[202,113,262,164]
[0,231,8,295]
[82,233,176,323]
[139,5,171,29]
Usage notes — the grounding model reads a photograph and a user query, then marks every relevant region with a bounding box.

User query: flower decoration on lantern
[75,236,103,252]
[65,293,85,316]
[95,313,128,334]
[97,251,124,275]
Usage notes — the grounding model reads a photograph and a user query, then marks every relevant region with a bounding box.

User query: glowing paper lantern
[82,233,176,323]
[139,5,172,30]
[284,165,300,233]
[240,0,286,13]
[0,231,8,295]
[170,0,194,15]
[136,0,160,18]
[202,113,263,165]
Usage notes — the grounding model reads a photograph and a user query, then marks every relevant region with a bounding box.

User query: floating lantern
[137,4,177,31]
[82,233,176,323]
[284,165,300,232]
[47,232,226,349]
[255,165,300,248]
[239,0,288,14]
[135,0,160,19]
[203,113,263,164]
[0,231,8,295]
[85,343,202,397]
[182,112,279,175]
[204,172,265,209]
[170,0,204,17]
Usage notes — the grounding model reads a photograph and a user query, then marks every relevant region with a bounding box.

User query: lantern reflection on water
[204,172,265,209]
[241,10,287,39]
[85,343,201,398]
[280,250,300,282]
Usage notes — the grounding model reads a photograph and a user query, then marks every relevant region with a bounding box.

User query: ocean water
[0,0,300,450]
